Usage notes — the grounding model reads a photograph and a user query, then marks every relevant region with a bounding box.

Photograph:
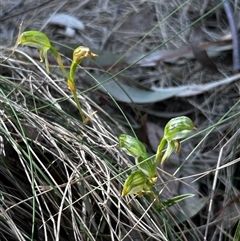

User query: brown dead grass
[0,0,240,241]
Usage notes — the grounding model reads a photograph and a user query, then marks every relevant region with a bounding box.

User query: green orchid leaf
[155,194,195,211]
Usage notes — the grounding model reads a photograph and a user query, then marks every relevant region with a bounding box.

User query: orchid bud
[70,46,98,81]
[73,46,98,65]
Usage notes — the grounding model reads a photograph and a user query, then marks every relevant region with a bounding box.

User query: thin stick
[223,0,240,72]
[0,21,23,63]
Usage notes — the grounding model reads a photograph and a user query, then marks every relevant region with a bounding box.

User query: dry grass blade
[204,129,240,240]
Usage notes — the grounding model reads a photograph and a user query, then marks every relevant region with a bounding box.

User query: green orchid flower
[154,116,196,165]
[119,134,156,180]
[119,116,196,210]
[18,31,98,123]
[68,46,98,123]
[122,170,153,197]
[18,30,68,78]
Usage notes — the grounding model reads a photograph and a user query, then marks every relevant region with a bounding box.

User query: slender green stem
[68,60,86,123]
[72,88,86,122]
[67,77,86,123]
[69,61,78,80]
[50,46,69,79]
[153,138,167,166]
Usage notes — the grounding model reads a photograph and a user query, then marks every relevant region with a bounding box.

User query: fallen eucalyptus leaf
[168,198,206,225]
[191,27,218,72]
[49,13,85,37]
[94,73,240,103]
